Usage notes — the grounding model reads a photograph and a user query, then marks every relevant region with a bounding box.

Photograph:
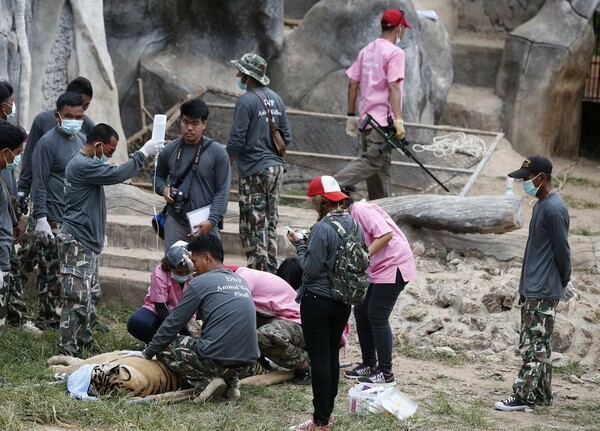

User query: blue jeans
[354,269,406,373]
[127,307,190,344]
[300,292,351,426]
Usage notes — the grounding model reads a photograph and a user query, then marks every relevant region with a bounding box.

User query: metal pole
[138,78,147,129]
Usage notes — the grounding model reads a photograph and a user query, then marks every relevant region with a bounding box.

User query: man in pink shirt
[335,9,410,200]
[225,265,311,384]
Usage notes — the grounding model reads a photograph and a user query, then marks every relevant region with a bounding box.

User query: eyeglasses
[101,142,116,156]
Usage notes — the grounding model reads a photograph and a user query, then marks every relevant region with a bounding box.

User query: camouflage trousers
[157,335,252,391]
[0,248,29,328]
[56,232,101,355]
[238,165,284,274]
[18,216,62,325]
[512,297,559,406]
[257,317,308,370]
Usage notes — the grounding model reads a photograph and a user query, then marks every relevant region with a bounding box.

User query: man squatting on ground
[335,9,410,201]
[227,53,292,274]
[17,77,95,329]
[154,98,230,253]
[0,121,27,331]
[122,235,261,403]
[224,265,311,384]
[56,124,164,356]
[495,155,573,411]
[30,92,87,329]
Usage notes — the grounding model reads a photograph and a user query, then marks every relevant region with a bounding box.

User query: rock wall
[457,0,546,32]
[497,0,599,157]
[269,0,453,124]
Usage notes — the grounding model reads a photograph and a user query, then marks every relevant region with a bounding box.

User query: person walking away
[335,9,410,200]
[495,155,572,411]
[287,176,365,431]
[340,184,416,385]
[57,123,163,356]
[154,98,230,252]
[227,53,292,273]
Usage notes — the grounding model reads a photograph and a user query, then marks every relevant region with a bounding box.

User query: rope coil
[412,132,487,159]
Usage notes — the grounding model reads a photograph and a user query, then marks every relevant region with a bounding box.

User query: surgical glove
[346,116,359,137]
[119,350,145,359]
[394,118,405,140]
[139,139,165,158]
[562,280,576,300]
[35,217,54,238]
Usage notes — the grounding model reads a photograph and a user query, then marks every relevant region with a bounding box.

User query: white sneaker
[21,320,43,336]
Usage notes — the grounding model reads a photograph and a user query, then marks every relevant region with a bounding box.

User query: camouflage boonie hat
[231,53,270,86]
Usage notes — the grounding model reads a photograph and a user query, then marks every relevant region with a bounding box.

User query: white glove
[562,280,576,301]
[35,217,54,238]
[346,116,359,137]
[139,139,165,158]
[119,350,146,359]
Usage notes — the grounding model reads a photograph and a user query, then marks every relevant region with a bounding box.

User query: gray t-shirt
[154,136,231,227]
[0,169,16,197]
[62,151,147,254]
[226,86,291,178]
[32,127,85,222]
[18,109,94,193]
[143,267,260,363]
[294,212,365,300]
[0,177,13,271]
[520,192,571,299]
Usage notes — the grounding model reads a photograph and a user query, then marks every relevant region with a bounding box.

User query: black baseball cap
[508,155,553,179]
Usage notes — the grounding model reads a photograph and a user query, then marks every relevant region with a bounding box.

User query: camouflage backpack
[323,217,371,305]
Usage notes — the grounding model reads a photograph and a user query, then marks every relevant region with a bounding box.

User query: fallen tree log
[376,194,523,234]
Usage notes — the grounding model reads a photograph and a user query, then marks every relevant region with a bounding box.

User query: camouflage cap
[230,53,270,86]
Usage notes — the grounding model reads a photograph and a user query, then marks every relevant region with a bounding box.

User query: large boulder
[268,0,453,124]
[496,0,599,157]
[103,0,284,137]
[458,0,546,32]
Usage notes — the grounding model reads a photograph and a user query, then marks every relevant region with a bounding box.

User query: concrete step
[451,31,505,88]
[439,84,503,131]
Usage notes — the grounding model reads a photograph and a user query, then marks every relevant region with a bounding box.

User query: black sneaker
[343,363,373,379]
[494,395,529,411]
[292,366,311,385]
[357,369,395,386]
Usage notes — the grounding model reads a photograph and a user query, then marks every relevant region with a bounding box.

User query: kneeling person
[135,235,260,401]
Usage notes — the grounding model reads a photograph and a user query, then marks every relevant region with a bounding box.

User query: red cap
[381,9,411,29]
[307,176,349,203]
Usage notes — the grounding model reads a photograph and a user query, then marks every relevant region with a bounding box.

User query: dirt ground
[338,141,600,430]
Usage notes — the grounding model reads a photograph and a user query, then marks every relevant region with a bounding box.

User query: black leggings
[300,292,351,426]
[354,269,406,373]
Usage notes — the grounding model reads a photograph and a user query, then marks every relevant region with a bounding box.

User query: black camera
[169,187,190,214]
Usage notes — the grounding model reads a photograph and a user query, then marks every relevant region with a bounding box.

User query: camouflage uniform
[18,216,62,326]
[157,335,252,391]
[0,249,29,327]
[257,317,308,370]
[238,165,284,274]
[56,231,101,356]
[512,298,559,406]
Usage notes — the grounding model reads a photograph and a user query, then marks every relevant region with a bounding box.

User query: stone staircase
[440,31,505,131]
[100,198,316,308]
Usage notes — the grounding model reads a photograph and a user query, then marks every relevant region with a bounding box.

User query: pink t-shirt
[235,267,302,325]
[350,201,416,284]
[142,266,191,315]
[346,38,405,125]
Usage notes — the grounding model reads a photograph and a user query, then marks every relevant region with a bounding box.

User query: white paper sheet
[186,205,211,234]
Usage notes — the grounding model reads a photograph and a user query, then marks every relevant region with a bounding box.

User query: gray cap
[167,241,193,270]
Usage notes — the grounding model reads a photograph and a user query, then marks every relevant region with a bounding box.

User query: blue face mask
[59,114,83,135]
[236,76,247,90]
[3,101,16,121]
[172,273,192,283]
[93,144,109,164]
[5,150,21,170]
[522,173,541,197]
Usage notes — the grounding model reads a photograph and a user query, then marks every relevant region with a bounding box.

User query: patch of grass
[562,195,599,210]
[570,226,600,237]
[395,336,473,366]
[554,360,584,377]
[422,392,492,429]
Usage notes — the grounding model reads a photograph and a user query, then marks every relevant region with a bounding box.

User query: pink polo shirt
[346,38,405,125]
[350,201,416,284]
[142,266,191,315]
[235,267,302,325]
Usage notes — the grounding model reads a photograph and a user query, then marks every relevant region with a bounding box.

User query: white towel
[67,364,100,401]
